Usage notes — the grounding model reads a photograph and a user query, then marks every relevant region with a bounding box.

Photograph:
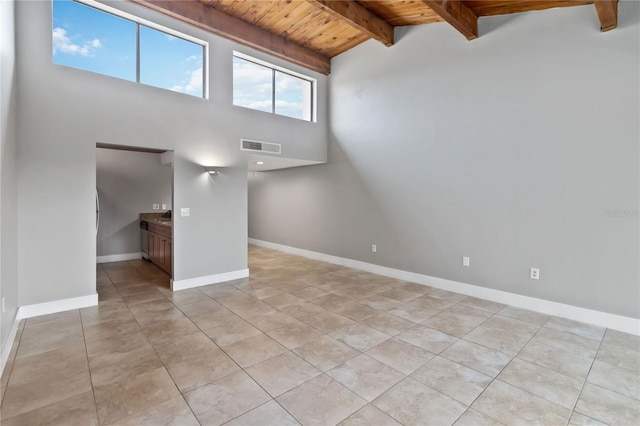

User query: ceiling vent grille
[241,139,281,154]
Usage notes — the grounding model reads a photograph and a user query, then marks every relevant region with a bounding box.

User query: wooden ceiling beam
[594,0,618,31]
[422,0,478,40]
[305,0,394,47]
[129,0,331,75]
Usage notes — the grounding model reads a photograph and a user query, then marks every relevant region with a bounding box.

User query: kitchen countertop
[140,213,172,228]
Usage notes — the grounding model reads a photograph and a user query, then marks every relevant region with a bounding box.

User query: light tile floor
[1,245,639,425]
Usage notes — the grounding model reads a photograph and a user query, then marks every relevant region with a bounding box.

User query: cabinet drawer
[148,223,172,238]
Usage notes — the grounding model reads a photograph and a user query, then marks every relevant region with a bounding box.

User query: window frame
[233,51,317,122]
[53,0,209,99]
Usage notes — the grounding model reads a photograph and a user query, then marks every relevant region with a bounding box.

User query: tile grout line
[124,259,204,426]
[96,261,189,425]
[568,330,605,422]
[445,310,553,425]
[79,297,102,425]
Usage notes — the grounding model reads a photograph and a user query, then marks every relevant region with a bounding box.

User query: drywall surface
[249,3,640,318]
[16,0,327,305]
[96,148,172,257]
[1,0,18,352]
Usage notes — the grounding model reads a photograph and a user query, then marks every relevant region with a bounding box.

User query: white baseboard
[1,312,21,378]
[171,269,250,291]
[18,293,99,320]
[96,252,142,264]
[249,239,640,336]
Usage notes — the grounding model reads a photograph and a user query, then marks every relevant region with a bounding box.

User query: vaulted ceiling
[130,0,619,74]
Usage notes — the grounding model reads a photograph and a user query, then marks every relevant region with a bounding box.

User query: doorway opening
[95,143,174,296]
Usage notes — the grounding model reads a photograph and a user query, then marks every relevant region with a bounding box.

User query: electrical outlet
[530,267,540,280]
[371,244,377,253]
[463,256,470,267]
[162,203,167,210]
[180,207,190,217]
[153,204,160,210]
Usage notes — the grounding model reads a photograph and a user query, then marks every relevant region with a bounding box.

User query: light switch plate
[180,208,190,217]
[463,256,470,267]
[162,204,167,210]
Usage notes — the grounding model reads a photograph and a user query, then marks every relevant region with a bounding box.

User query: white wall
[16,0,327,306]
[249,3,640,319]
[96,148,172,258]
[0,0,18,358]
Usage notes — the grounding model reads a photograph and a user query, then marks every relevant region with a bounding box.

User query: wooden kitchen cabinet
[147,223,172,275]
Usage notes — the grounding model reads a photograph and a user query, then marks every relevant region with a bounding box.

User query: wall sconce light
[204,166,223,175]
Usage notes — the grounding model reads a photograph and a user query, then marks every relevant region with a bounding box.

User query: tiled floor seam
[451,310,551,425]
[78,305,104,425]
[96,264,190,425]
[570,328,605,413]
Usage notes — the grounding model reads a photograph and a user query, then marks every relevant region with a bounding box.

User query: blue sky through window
[52,0,205,97]
[140,27,203,96]
[233,55,314,121]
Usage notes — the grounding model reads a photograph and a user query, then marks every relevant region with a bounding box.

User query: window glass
[275,71,312,121]
[140,26,204,97]
[53,0,136,81]
[52,0,206,98]
[233,54,314,121]
[232,56,273,113]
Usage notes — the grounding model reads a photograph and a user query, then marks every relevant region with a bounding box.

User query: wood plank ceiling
[130,0,619,74]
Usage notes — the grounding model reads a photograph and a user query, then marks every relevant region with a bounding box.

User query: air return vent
[241,139,281,154]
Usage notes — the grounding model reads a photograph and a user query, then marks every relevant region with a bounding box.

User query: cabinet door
[166,239,172,274]
[158,236,166,271]
[148,233,157,263]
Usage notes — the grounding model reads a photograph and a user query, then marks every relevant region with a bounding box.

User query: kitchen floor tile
[184,370,271,425]
[293,335,361,372]
[411,356,492,405]
[441,340,512,377]
[1,370,92,420]
[463,324,530,356]
[365,338,434,375]
[330,324,390,351]
[225,400,300,426]
[277,374,367,426]
[203,318,263,347]
[0,391,97,426]
[517,339,594,379]
[109,396,199,426]
[267,323,324,349]
[471,380,571,425]
[497,358,583,409]
[246,352,321,397]
[327,354,405,402]
[339,404,402,426]
[152,331,220,365]
[586,359,640,400]
[361,312,416,336]
[165,349,240,393]
[453,409,504,426]
[222,333,288,368]
[93,367,179,424]
[396,325,458,354]
[372,377,467,426]
[575,383,640,425]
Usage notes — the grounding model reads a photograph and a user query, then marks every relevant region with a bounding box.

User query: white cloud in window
[170,66,203,96]
[233,58,272,111]
[52,27,101,56]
